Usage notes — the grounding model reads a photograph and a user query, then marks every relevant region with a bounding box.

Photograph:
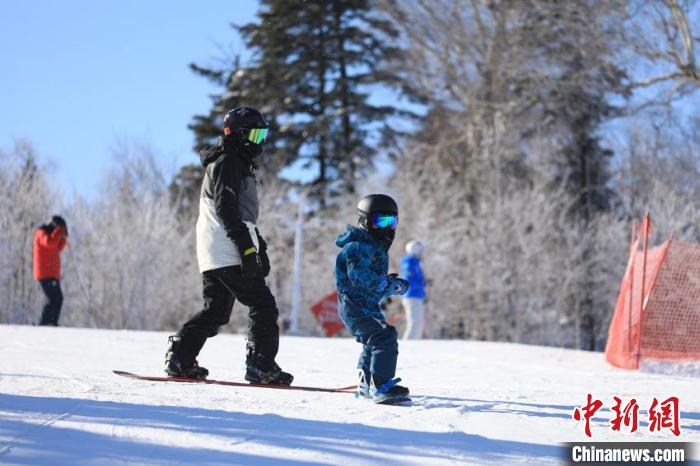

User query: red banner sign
[310,291,345,337]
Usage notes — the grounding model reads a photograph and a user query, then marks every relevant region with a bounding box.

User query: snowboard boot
[245,343,293,385]
[356,369,371,398]
[370,376,409,403]
[164,335,209,380]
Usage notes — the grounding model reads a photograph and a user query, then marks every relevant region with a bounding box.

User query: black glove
[255,228,271,278]
[51,215,66,228]
[51,215,68,237]
[230,230,260,279]
[387,273,409,296]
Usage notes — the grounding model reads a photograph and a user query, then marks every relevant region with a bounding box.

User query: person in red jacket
[33,215,68,326]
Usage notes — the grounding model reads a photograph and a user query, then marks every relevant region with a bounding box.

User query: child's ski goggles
[371,213,398,230]
[245,127,269,144]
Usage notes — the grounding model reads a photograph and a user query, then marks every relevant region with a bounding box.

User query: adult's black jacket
[195,140,260,273]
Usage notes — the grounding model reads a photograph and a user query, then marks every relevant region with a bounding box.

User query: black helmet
[357,194,399,248]
[223,106,269,157]
[357,194,398,219]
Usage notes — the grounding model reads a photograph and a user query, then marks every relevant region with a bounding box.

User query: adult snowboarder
[33,215,68,326]
[165,107,293,385]
[401,240,426,339]
[334,194,410,403]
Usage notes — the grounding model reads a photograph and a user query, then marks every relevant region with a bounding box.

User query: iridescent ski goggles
[246,127,268,144]
[371,213,398,230]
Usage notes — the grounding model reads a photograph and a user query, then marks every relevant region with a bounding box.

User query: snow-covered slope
[0,325,698,465]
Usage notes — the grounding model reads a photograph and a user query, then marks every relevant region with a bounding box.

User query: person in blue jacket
[335,194,410,402]
[401,240,426,339]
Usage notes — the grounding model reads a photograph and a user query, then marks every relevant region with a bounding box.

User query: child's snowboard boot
[370,376,410,404]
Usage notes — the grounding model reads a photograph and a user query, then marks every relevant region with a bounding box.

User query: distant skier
[165,107,293,385]
[334,194,410,403]
[401,240,426,339]
[33,215,68,326]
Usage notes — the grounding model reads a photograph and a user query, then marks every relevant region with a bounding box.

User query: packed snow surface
[0,325,698,465]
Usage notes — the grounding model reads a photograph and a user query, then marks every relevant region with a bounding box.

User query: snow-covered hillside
[0,325,698,465]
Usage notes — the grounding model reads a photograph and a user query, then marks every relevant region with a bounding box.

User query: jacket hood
[199,143,226,167]
[200,137,258,169]
[335,224,376,248]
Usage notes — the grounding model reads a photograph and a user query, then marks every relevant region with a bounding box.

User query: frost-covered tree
[60,143,201,330]
[0,141,55,324]
[381,0,631,349]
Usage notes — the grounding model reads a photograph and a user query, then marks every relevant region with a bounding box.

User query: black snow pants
[176,266,280,364]
[38,279,63,326]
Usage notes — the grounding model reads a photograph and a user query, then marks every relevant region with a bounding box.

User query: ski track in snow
[0,325,698,465]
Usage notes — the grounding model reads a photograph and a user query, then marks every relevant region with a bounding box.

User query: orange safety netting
[605,215,700,369]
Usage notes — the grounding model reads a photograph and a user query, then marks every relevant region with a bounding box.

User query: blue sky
[3,2,697,200]
[1,1,258,198]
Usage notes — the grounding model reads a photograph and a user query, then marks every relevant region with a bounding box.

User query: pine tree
[190,0,404,207]
[523,1,626,221]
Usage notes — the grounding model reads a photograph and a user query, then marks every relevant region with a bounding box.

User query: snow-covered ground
[0,325,698,465]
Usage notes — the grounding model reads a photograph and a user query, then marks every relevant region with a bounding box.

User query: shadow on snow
[0,392,561,465]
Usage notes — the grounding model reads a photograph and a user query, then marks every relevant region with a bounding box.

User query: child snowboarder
[334,194,410,403]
